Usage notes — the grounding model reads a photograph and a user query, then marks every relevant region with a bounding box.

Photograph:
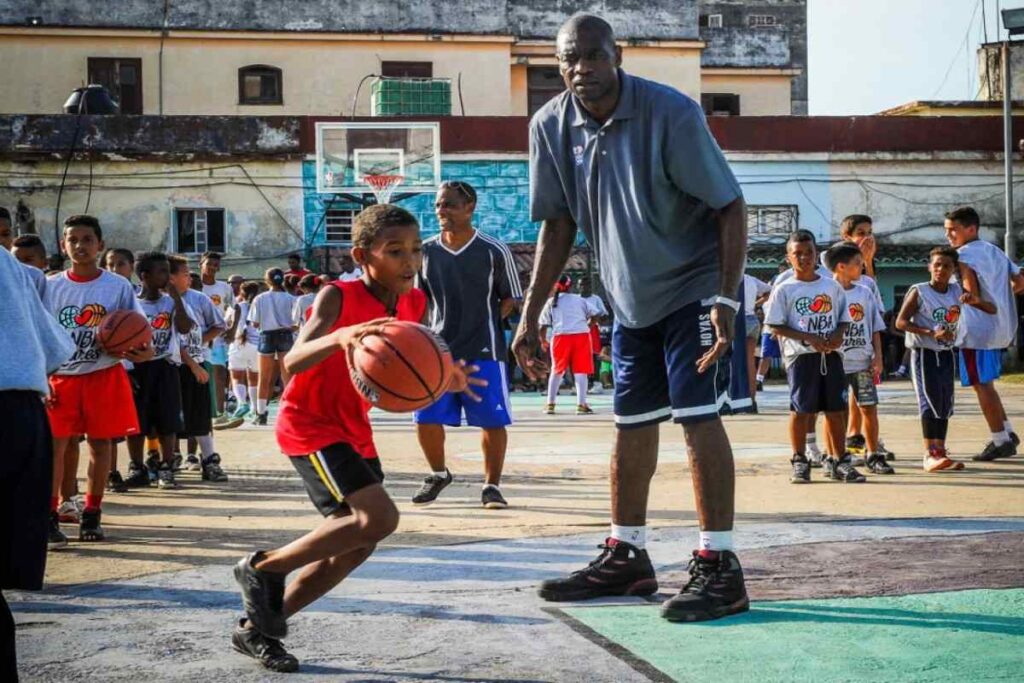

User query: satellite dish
[62,84,119,114]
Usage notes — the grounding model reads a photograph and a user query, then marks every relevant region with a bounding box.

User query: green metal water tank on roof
[371,78,452,116]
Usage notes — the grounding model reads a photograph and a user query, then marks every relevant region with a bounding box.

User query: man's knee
[356,504,399,544]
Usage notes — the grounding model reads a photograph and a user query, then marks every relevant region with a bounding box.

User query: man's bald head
[557,13,615,49]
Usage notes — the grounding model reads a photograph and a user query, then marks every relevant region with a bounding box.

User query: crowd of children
[753,208,1024,481]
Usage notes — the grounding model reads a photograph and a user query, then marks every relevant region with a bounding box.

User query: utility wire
[932,0,983,98]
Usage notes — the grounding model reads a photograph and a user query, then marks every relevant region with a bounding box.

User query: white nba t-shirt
[763,275,852,367]
[955,239,1020,349]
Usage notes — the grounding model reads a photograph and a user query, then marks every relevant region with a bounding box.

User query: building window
[748,15,777,27]
[173,209,226,254]
[87,57,143,114]
[699,14,724,28]
[527,66,565,116]
[238,65,282,105]
[747,205,799,236]
[324,209,357,244]
[701,93,741,117]
[381,61,433,78]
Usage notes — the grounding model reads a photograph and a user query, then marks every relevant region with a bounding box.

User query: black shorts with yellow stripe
[290,442,385,517]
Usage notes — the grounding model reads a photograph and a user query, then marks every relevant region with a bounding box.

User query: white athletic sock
[256,398,268,414]
[611,524,646,548]
[546,370,561,404]
[482,483,499,491]
[699,530,734,552]
[756,373,765,383]
[432,470,448,478]
[248,386,259,409]
[574,373,588,405]
[992,430,1011,446]
[233,384,248,405]
[197,434,215,459]
[1004,419,1015,436]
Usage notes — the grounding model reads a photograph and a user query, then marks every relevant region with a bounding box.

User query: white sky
[809,0,1024,114]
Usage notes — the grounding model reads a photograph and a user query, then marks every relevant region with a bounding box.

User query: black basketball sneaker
[538,539,658,602]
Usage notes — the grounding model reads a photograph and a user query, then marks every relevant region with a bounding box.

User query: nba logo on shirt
[573,145,585,167]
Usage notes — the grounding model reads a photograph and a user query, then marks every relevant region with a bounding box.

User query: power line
[932,0,983,98]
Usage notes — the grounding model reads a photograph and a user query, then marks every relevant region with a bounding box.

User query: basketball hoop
[362,174,405,204]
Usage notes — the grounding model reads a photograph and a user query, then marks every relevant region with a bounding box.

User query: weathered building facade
[698,0,807,115]
[0,0,802,117]
[2,113,1022,310]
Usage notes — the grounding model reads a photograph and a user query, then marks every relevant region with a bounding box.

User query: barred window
[748,15,777,27]
[325,209,357,244]
[747,205,798,235]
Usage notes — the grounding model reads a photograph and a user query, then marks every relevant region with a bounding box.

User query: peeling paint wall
[0,159,306,276]
[698,0,807,114]
[0,0,698,39]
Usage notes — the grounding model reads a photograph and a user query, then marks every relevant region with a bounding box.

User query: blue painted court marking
[562,589,1024,683]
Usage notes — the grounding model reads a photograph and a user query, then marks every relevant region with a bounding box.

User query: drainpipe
[159,0,170,114]
[1004,41,1016,258]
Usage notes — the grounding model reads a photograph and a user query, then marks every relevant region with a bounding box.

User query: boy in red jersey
[231,205,483,672]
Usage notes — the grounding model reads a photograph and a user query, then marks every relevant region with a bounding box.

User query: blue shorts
[210,339,229,367]
[959,348,1002,386]
[760,332,781,359]
[413,360,512,429]
[258,329,295,356]
[786,352,847,414]
[612,300,729,429]
[912,349,955,419]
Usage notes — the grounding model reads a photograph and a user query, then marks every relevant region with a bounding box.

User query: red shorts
[551,333,595,375]
[589,324,602,354]
[47,364,140,439]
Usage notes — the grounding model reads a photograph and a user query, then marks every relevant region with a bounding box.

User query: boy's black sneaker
[411,469,453,506]
[48,512,68,550]
[125,462,151,488]
[232,619,299,673]
[202,454,229,482]
[972,440,1016,461]
[790,453,810,483]
[1012,432,1021,448]
[79,508,105,542]
[253,412,268,426]
[824,455,867,482]
[185,454,201,471]
[756,380,764,392]
[106,470,129,493]
[660,550,750,622]
[537,539,658,602]
[234,552,287,639]
[481,485,508,509]
[865,454,894,475]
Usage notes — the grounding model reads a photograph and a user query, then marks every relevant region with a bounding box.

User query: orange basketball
[98,310,152,355]
[349,321,454,413]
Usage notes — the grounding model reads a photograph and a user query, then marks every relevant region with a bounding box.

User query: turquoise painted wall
[303,158,834,247]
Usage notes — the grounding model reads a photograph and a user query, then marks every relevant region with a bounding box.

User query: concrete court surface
[11,380,1024,681]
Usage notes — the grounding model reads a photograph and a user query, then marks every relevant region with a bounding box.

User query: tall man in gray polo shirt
[513,13,749,623]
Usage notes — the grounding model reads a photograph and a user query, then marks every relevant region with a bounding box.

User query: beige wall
[0,29,515,116]
[623,46,702,101]
[510,64,528,117]
[701,71,792,116]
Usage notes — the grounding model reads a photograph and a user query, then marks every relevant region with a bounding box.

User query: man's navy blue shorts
[612,300,729,429]
[912,348,955,419]
[786,352,847,414]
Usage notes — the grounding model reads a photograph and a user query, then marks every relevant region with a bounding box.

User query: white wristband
[708,295,741,312]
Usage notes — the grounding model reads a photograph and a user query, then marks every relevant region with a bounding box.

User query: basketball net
[362,174,404,205]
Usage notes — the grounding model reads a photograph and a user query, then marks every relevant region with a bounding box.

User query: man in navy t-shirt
[412,181,522,509]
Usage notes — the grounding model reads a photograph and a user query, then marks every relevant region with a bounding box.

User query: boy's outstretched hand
[121,343,155,363]
[448,360,487,402]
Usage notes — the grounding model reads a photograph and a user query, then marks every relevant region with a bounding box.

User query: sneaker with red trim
[924,446,963,472]
[537,539,658,602]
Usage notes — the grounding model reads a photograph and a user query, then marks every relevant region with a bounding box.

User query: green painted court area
[564,589,1024,682]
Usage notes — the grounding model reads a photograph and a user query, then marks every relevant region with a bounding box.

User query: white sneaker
[57,499,82,524]
[590,383,604,395]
